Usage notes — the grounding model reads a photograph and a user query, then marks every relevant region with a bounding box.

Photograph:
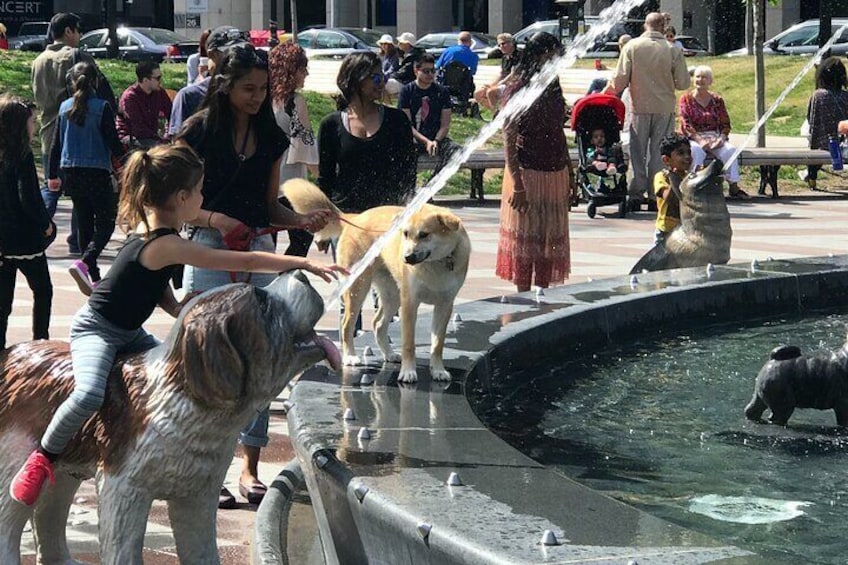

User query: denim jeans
[65,168,117,279]
[183,226,274,447]
[41,152,78,249]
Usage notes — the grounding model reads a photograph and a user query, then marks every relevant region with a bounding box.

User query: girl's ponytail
[67,62,95,126]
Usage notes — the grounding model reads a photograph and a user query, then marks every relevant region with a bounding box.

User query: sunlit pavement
[13,190,848,563]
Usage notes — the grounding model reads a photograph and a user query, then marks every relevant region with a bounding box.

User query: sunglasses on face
[418,67,435,75]
[371,73,384,85]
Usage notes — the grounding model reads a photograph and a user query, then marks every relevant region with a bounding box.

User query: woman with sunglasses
[317,51,416,214]
[175,44,332,510]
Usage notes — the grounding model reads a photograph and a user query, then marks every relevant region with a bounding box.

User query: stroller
[571,93,629,218]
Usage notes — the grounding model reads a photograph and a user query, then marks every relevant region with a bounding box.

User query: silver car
[295,28,381,59]
[726,18,848,57]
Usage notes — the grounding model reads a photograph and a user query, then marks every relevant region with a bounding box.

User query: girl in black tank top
[10,145,346,508]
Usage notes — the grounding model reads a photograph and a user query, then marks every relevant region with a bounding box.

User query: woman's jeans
[183,226,275,448]
[0,254,52,350]
[41,304,160,455]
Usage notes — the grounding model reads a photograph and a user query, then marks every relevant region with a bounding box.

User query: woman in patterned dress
[496,31,575,292]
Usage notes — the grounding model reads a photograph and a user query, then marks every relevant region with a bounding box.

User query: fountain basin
[287,256,848,564]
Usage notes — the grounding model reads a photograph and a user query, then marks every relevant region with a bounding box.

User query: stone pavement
[11,189,848,563]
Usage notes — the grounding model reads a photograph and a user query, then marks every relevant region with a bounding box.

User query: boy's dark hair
[135,60,160,82]
[660,133,690,157]
[50,13,81,40]
[415,53,436,68]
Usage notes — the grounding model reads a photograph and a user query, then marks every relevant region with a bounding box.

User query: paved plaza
[10,188,848,563]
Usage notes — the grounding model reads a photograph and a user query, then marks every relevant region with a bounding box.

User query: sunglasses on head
[371,72,384,85]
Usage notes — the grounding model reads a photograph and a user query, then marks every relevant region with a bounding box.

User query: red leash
[223,225,285,283]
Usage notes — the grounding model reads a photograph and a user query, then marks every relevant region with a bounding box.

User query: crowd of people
[1,9,842,514]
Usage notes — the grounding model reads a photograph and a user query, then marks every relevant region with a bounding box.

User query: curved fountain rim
[285,255,848,565]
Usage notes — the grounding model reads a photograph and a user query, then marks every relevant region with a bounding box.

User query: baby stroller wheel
[587,201,597,219]
[618,199,627,218]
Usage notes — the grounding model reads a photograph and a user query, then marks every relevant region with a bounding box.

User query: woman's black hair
[199,44,283,145]
[67,61,96,127]
[515,31,561,82]
[335,51,381,110]
[815,56,848,91]
[0,95,35,165]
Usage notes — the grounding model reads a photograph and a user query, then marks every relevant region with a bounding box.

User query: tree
[747,0,780,147]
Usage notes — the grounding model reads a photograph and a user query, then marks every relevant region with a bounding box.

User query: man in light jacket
[605,12,689,210]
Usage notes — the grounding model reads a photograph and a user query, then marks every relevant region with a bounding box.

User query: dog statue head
[161,270,340,410]
[402,205,465,266]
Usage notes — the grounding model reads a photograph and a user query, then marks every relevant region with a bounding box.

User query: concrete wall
[397,0,452,37]
[488,0,522,35]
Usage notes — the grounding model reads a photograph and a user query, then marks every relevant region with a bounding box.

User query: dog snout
[404,251,429,265]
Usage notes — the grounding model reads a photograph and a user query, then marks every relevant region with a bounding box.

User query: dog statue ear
[176,287,266,408]
[438,214,461,232]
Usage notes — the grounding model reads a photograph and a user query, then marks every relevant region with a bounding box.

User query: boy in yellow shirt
[653,133,693,245]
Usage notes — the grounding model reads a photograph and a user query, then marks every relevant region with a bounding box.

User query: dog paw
[430,367,451,381]
[383,352,402,363]
[343,354,363,366]
[397,366,419,383]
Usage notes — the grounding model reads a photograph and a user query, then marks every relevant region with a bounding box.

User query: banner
[0,0,53,32]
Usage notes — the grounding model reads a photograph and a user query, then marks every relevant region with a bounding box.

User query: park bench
[419,147,833,201]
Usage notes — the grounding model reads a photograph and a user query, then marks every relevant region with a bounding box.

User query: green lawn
[0,50,822,195]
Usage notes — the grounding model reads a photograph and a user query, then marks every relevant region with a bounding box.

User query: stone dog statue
[745,341,848,426]
[0,272,340,565]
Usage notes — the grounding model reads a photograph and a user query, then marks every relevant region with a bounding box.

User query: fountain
[274,7,848,565]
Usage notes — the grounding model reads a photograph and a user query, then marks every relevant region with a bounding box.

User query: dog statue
[744,341,848,426]
[0,272,339,565]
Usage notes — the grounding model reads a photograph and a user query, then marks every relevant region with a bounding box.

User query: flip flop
[727,189,751,201]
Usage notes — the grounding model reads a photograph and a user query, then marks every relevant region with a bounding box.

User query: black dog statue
[745,342,848,426]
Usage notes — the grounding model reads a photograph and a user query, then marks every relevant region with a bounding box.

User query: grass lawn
[0,50,830,196]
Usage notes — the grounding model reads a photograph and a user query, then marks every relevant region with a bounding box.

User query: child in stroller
[571,93,629,218]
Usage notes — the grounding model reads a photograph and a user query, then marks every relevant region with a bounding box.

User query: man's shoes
[218,487,237,509]
[69,260,95,297]
[66,236,81,256]
[10,450,55,506]
[239,480,268,505]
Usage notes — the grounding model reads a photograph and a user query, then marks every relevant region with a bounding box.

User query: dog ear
[175,287,267,408]
[437,213,461,232]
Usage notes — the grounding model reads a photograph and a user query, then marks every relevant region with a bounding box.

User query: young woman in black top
[175,43,333,508]
[317,51,417,213]
[10,144,344,508]
[0,95,54,351]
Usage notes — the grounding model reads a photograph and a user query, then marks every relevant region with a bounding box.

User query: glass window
[775,25,818,47]
[316,31,350,49]
[296,32,312,48]
[80,32,105,49]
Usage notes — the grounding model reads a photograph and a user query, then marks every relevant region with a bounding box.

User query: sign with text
[186,0,207,14]
[0,0,53,32]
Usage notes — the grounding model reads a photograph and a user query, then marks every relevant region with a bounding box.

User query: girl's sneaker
[10,450,55,506]
[69,260,95,296]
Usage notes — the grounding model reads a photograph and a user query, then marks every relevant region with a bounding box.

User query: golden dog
[283,179,470,383]
[0,272,339,564]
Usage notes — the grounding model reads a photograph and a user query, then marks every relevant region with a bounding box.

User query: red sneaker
[9,450,55,506]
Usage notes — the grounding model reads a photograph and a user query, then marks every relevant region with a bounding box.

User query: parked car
[513,19,560,47]
[8,21,50,51]
[415,32,501,60]
[294,27,380,59]
[512,18,642,58]
[677,35,710,57]
[79,27,198,63]
[726,18,848,57]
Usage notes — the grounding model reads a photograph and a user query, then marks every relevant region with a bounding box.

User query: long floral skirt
[495,167,571,288]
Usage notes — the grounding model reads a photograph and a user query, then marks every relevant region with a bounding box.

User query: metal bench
[419,147,833,201]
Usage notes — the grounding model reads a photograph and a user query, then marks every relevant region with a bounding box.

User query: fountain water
[723,23,848,173]
[325,0,650,308]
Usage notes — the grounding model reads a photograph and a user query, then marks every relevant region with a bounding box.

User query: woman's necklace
[235,121,252,162]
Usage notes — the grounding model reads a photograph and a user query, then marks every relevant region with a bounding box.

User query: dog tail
[282,179,345,241]
[769,345,802,361]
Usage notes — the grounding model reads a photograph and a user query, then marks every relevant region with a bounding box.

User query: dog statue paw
[745,342,848,426]
[343,354,364,366]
